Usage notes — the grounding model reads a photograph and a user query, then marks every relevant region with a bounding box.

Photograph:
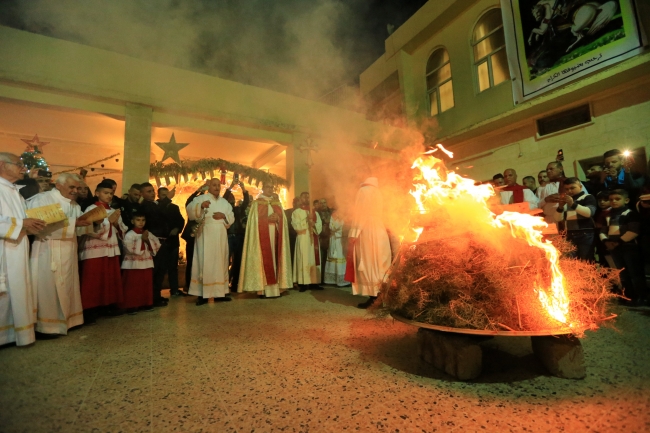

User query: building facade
[360,0,650,182]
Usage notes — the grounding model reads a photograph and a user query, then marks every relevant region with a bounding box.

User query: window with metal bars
[426,48,454,116]
[472,9,509,93]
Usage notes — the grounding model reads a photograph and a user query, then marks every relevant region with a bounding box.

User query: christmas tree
[20,145,49,171]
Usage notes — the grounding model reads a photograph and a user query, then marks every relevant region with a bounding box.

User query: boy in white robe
[291,191,323,291]
[29,174,91,335]
[0,152,46,346]
[186,178,234,305]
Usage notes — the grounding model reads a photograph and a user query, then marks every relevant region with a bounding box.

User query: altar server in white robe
[238,182,293,298]
[291,191,323,290]
[0,153,45,346]
[324,210,348,287]
[345,177,391,309]
[29,174,91,335]
[187,178,234,305]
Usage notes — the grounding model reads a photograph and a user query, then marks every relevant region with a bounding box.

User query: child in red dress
[119,213,160,314]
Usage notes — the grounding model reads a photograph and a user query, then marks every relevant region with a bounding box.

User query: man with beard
[239,182,292,298]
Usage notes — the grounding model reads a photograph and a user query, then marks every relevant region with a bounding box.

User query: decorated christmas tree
[20,146,49,171]
[20,135,50,171]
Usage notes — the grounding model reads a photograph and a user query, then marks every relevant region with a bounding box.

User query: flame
[436,143,454,158]
[408,154,571,325]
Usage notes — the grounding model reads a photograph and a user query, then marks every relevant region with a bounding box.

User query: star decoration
[155,133,189,165]
[21,134,49,152]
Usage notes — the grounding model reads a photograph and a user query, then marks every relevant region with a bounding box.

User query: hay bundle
[382,229,619,335]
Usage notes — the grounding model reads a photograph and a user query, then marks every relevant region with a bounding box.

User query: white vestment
[78,204,127,260]
[238,196,293,297]
[28,189,84,334]
[324,215,348,286]
[291,208,322,285]
[499,188,539,210]
[0,177,35,346]
[187,194,234,298]
[121,231,161,269]
[349,180,392,297]
[537,181,560,224]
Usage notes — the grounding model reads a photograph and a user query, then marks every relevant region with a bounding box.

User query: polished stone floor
[1,286,649,433]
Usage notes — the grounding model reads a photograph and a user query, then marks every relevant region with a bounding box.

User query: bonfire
[381,151,619,336]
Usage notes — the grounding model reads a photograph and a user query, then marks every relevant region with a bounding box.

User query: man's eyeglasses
[4,161,25,169]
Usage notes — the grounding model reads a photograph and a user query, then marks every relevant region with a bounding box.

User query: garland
[55,153,121,174]
[149,158,288,187]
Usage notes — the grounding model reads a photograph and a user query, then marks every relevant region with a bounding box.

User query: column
[122,103,153,194]
[287,133,311,200]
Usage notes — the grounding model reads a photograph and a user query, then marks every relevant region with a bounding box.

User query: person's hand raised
[142,230,149,242]
[201,201,210,209]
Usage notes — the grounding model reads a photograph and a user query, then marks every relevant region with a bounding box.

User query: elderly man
[186,178,234,305]
[0,153,45,346]
[500,168,538,210]
[29,174,91,335]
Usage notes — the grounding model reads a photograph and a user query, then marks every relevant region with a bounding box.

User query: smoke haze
[0,0,424,100]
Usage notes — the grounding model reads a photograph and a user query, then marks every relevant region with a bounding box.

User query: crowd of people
[491,149,650,306]
[5,144,647,349]
[0,150,392,347]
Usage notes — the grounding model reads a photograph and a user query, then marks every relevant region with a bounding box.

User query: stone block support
[417,328,483,381]
[122,103,153,194]
[531,335,586,379]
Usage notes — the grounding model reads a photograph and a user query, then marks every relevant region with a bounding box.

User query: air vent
[537,105,591,137]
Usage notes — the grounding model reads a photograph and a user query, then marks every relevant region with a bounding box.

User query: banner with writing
[501,0,645,104]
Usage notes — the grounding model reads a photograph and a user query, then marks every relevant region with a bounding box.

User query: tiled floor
[1,287,649,433]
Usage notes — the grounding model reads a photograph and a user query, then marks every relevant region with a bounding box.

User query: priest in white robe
[0,153,46,346]
[345,177,392,309]
[238,183,292,298]
[291,192,323,291]
[29,174,91,335]
[324,210,348,287]
[187,178,234,305]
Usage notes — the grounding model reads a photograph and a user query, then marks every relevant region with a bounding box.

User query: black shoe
[35,332,59,340]
[141,305,155,312]
[83,310,97,325]
[357,297,376,309]
[126,308,138,315]
[153,300,168,308]
[105,307,126,317]
[258,295,266,299]
[299,286,308,292]
[195,297,209,306]
[171,291,182,297]
[311,284,324,290]
[214,296,232,302]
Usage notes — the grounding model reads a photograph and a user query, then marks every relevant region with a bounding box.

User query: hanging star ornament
[21,134,49,152]
[155,133,189,165]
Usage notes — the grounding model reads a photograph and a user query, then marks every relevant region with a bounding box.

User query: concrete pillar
[122,103,153,194]
[287,134,311,200]
[397,50,420,123]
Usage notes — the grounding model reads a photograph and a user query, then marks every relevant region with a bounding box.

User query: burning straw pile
[381,154,618,335]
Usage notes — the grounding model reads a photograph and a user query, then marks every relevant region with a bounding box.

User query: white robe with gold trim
[187,194,234,298]
[291,208,322,285]
[0,177,35,346]
[238,196,293,297]
[28,189,84,335]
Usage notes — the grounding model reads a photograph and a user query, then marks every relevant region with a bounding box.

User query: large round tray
[390,312,579,337]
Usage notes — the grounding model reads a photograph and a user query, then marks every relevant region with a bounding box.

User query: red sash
[258,201,284,285]
[344,238,357,283]
[502,184,526,203]
[300,205,320,266]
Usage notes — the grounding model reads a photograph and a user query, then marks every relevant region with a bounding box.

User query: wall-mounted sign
[501,0,646,104]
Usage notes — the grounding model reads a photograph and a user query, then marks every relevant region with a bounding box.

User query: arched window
[426,48,454,116]
[472,9,509,92]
